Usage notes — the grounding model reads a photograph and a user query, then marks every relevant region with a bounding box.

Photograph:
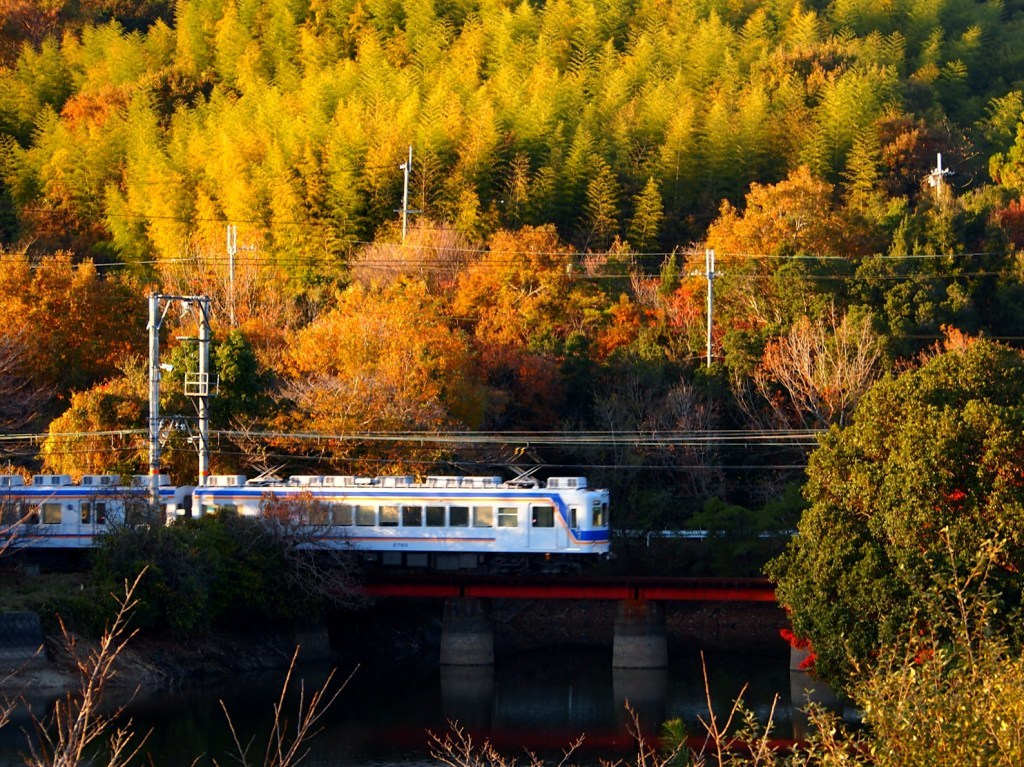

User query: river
[1,602,839,766]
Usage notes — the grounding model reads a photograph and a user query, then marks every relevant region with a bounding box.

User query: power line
[0,427,823,449]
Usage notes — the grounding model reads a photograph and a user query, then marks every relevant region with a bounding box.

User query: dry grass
[23,571,148,767]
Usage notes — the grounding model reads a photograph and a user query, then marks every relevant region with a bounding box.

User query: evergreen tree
[582,157,620,249]
[627,176,664,251]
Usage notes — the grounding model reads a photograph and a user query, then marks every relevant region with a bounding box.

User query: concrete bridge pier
[612,599,668,669]
[790,646,843,740]
[440,598,494,666]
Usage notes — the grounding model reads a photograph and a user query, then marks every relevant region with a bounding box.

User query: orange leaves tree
[706,166,841,262]
[0,254,144,398]
[277,279,485,469]
[451,225,607,428]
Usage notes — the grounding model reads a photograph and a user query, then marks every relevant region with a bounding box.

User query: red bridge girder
[358,575,776,602]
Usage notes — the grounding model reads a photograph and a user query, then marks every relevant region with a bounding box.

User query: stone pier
[612,599,668,668]
[440,598,494,666]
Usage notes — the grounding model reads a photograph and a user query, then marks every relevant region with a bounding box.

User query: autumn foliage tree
[277,279,485,468]
[38,359,148,477]
[0,255,144,395]
[703,167,854,367]
[0,326,52,433]
[451,226,594,428]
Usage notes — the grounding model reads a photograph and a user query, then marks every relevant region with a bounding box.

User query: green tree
[768,338,1024,693]
[991,118,1024,193]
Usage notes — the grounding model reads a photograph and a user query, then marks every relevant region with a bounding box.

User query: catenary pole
[197,295,211,487]
[147,294,162,507]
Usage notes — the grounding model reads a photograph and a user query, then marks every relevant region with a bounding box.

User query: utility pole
[927,153,953,202]
[226,224,237,327]
[147,293,215,508]
[399,145,412,244]
[705,248,716,367]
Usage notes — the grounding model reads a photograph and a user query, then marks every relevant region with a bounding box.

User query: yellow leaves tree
[38,360,147,478]
[705,165,839,259]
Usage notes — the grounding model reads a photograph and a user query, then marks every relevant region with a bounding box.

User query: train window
[592,500,605,527]
[402,506,423,526]
[332,504,353,526]
[202,504,218,517]
[0,501,18,524]
[355,505,376,526]
[532,506,555,528]
[125,498,148,526]
[425,506,445,527]
[497,507,518,528]
[81,502,91,524]
[449,506,469,527]
[218,504,238,515]
[380,505,399,527]
[42,502,62,525]
[473,506,493,527]
[96,502,107,524]
[307,502,329,525]
[569,506,579,529]
[26,504,39,525]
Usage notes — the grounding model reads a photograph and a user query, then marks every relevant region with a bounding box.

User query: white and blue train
[0,473,184,550]
[0,472,611,567]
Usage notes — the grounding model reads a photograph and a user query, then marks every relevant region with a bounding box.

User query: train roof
[0,474,172,489]
[205,474,593,490]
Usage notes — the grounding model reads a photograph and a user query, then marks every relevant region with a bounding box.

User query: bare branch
[741,307,884,430]
[25,570,150,767]
[219,648,354,767]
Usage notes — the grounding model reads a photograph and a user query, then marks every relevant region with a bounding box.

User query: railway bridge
[358,574,778,669]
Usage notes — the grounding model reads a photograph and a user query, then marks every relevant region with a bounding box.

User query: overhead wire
[0,427,824,449]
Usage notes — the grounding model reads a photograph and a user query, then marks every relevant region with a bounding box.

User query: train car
[189,473,611,568]
[1,472,611,570]
[0,474,187,550]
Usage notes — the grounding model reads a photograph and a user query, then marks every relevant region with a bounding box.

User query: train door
[528,503,557,551]
[566,504,581,549]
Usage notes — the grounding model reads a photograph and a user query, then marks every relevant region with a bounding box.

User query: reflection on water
[0,643,802,767]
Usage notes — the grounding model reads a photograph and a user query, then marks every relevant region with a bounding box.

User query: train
[0,472,611,569]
